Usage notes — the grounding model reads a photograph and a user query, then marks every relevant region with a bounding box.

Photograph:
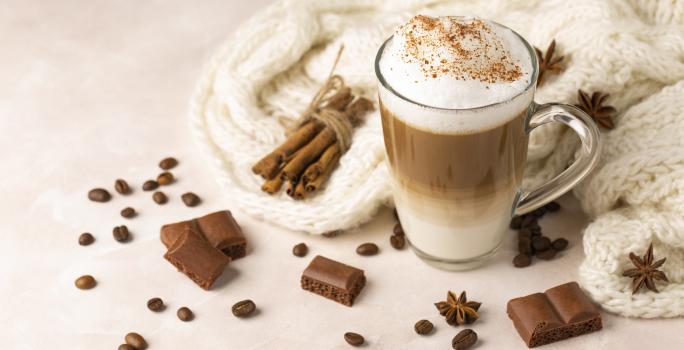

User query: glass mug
[375,21,601,270]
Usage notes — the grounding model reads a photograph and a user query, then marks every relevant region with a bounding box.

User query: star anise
[535,39,564,86]
[622,243,669,294]
[434,290,481,326]
[576,90,617,130]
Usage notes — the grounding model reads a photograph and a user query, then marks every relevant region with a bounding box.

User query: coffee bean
[530,225,542,236]
[552,238,568,251]
[532,207,547,218]
[393,223,404,236]
[159,157,178,170]
[157,172,174,185]
[517,228,532,240]
[537,248,558,260]
[152,191,168,205]
[231,299,256,318]
[292,243,308,257]
[531,236,551,252]
[124,332,147,350]
[390,234,405,250]
[114,179,131,195]
[322,230,342,238]
[147,297,164,312]
[75,275,96,290]
[414,319,433,335]
[181,192,201,207]
[520,215,536,229]
[518,238,533,255]
[177,306,193,321]
[509,215,523,229]
[344,332,364,347]
[78,232,94,246]
[356,242,379,256]
[120,207,136,218]
[142,180,158,191]
[452,329,477,350]
[113,225,130,243]
[544,201,561,212]
[118,344,135,350]
[513,254,531,268]
[88,188,111,202]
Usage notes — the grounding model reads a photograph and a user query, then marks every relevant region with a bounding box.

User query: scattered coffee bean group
[292,243,308,257]
[231,299,256,318]
[344,332,365,347]
[510,201,567,268]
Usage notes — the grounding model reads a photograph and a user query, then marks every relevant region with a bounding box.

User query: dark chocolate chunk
[163,229,230,290]
[301,255,366,307]
[344,332,364,347]
[507,282,602,347]
[160,210,247,260]
[88,188,111,202]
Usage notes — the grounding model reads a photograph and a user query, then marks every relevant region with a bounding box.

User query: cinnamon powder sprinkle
[396,15,523,84]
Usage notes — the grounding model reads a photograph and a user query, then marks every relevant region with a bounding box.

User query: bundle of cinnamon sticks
[252,81,374,200]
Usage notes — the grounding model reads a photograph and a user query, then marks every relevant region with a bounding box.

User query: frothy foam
[378,15,534,134]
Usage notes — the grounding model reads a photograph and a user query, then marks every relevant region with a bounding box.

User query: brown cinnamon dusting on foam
[397,15,523,83]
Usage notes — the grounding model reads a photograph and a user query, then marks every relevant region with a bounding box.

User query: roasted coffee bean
[159,157,178,170]
[552,238,569,251]
[114,179,131,195]
[124,332,147,350]
[78,232,94,246]
[544,201,561,212]
[452,329,477,350]
[142,180,159,191]
[88,188,111,202]
[292,243,308,257]
[530,225,542,236]
[181,192,201,207]
[344,332,364,347]
[513,254,532,268]
[75,275,96,290]
[390,234,405,250]
[152,191,168,205]
[518,238,533,255]
[517,228,532,240]
[509,215,523,229]
[356,242,379,256]
[393,223,404,236]
[532,207,547,218]
[147,297,164,312]
[120,207,136,218]
[537,248,558,260]
[177,307,193,321]
[414,319,433,335]
[157,172,174,185]
[113,225,130,243]
[531,236,551,252]
[520,215,536,229]
[118,344,135,350]
[322,230,342,238]
[231,299,256,318]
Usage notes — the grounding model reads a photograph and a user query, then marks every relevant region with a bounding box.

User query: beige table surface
[1,1,681,349]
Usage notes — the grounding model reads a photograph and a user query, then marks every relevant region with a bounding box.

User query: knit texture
[190,0,684,317]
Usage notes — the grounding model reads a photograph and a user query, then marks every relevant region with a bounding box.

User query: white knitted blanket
[190,0,684,318]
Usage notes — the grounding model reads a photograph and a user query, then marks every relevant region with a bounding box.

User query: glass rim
[374,20,539,112]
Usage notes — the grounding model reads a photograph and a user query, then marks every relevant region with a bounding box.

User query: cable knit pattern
[190,0,684,317]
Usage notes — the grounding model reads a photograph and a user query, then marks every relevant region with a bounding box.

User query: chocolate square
[507,282,602,347]
[160,210,247,260]
[301,255,366,307]
[164,228,230,290]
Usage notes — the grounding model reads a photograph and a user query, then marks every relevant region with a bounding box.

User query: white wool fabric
[190,0,684,318]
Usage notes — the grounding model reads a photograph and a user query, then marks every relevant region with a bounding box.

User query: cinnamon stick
[280,127,337,181]
[261,172,284,194]
[293,179,307,200]
[305,149,341,193]
[323,87,353,111]
[252,121,324,179]
[302,143,341,184]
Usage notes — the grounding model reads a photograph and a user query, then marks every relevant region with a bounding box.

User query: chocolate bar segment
[507,282,602,347]
[196,210,246,259]
[164,228,230,290]
[160,210,247,260]
[301,255,366,307]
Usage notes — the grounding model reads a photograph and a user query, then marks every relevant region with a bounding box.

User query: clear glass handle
[514,103,602,215]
